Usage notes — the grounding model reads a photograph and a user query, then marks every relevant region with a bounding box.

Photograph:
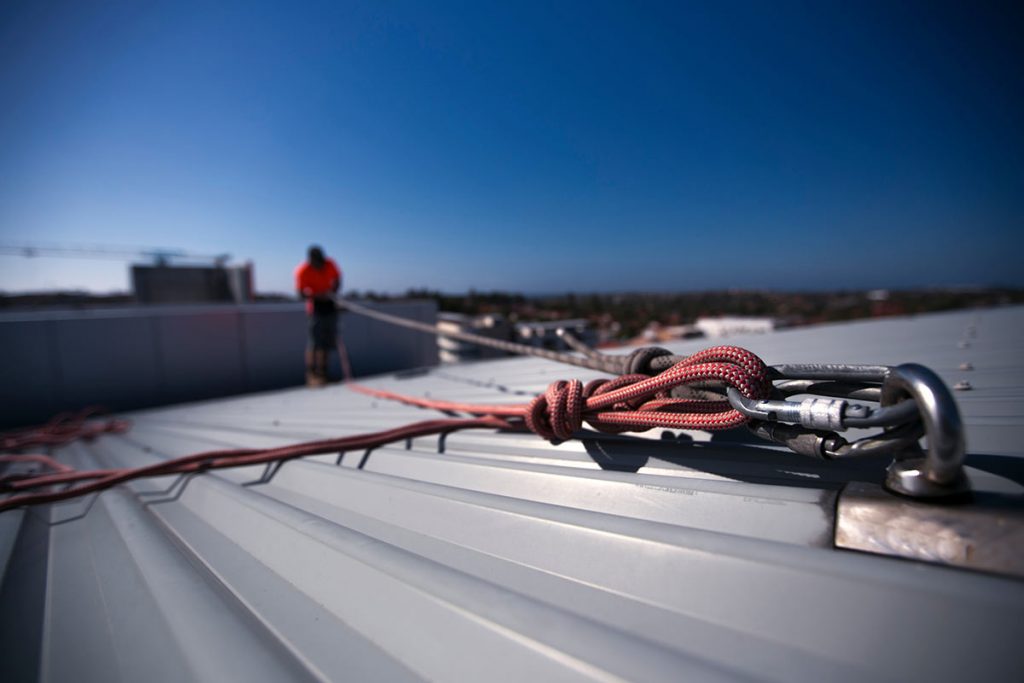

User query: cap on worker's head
[308,245,325,264]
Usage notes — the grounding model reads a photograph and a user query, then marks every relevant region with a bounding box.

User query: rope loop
[525,346,771,440]
[624,346,674,375]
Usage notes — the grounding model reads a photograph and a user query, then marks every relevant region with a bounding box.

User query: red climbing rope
[0,407,129,451]
[0,416,513,511]
[348,345,769,439]
[1,346,769,512]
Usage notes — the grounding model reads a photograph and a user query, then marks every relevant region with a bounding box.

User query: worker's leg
[308,312,336,384]
[327,312,339,381]
[313,349,328,381]
[307,316,325,386]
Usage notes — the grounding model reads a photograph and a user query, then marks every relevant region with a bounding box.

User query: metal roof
[2,306,1023,681]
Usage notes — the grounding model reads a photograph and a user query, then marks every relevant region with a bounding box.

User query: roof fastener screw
[953,380,972,391]
[957,341,970,349]
[958,362,974,371]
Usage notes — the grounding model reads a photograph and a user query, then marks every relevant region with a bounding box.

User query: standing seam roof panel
[2,306,1024,681]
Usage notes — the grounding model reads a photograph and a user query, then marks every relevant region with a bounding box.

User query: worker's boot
[306,357,324,387]
[305,349,322,387]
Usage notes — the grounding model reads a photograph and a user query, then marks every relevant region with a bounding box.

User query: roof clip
[243,460,285,486]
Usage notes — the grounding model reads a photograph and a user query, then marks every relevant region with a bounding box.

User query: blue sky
[0,0,1021,295]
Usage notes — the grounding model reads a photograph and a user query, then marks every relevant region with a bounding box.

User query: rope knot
[524,346,771,439]
[525,379,584,441]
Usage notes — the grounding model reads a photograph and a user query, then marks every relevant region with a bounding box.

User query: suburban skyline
[1,1,1021,295]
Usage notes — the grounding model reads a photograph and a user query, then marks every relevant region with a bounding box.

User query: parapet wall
[0,300,438,428]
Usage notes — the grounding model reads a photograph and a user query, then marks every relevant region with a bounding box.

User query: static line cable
[337,298,632,374]
[340,298,766,377]
[339,299,914,386]
[555,328,605,360]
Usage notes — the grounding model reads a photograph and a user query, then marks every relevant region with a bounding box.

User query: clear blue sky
[1,0,1021,295]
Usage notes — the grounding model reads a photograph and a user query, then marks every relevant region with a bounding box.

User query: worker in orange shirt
[295,245,342,386]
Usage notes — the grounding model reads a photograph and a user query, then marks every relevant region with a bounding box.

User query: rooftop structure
[2,306,1023,681]
[515,318,596,350]
[694,316,776,338]
[0,300,438,428]
[436,312,511,363]
[131,263,254,304]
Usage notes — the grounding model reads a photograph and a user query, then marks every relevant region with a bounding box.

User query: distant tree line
[345,287,1024,339]
[4,287,1022,341]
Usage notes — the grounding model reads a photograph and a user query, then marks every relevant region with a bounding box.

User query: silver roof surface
[2,306,1024,681]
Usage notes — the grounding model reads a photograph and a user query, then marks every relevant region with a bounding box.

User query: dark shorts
[309,312,338,350]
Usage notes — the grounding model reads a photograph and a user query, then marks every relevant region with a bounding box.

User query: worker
[295,245,342,386]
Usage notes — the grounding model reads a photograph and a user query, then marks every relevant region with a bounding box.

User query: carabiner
[726,387,920,431]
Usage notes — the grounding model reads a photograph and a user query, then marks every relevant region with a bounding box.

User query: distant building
[437,316,599,364]
[437,313,511,363]
[515,319,596,351]
[694,316,775,338]
[635,316,777,345]
[132,262,254,304]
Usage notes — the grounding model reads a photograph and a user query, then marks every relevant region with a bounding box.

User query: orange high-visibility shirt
[295,258,341,314]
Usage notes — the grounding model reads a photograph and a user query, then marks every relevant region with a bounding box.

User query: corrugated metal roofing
[3,306,1024,681]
